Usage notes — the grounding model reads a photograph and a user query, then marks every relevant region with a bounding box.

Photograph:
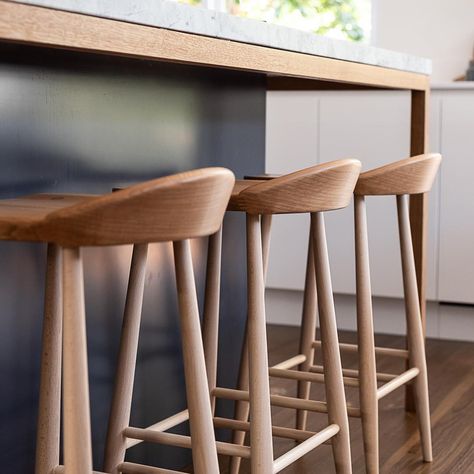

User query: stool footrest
[312,340,409,358]
[124,426,251,459]
[377,367,420,400]
[54,467,105,474]
[273,424,340,473]
[119,461,186,474]
[269,367,360,387]
[126,409,189,449]
[212,387,361,417]
[310,364,397,383]
[213,416,316,441]
[271,353,307,369]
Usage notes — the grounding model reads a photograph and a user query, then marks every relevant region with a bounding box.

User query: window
[175,0,371,42]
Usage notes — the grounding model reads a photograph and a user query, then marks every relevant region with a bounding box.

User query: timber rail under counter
[0,0,432,471]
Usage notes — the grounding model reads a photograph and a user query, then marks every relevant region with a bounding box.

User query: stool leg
[397,195,432,462]
[62,247,93,473]
[354,196,379,474]
[202,228,223,413]
[312,212,352,474]
[246,213,274,474]
[104,244,149,473]
[296,227,318,431]
[173,240,220,474]
[230,215,272,474]
[36,244,63,474]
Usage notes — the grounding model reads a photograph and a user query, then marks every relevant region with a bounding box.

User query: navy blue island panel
[0,43,266,472]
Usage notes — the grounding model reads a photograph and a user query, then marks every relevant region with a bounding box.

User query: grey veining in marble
[12,0,431,75]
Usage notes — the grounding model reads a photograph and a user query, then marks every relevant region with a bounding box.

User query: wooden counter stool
[0,192,94,474]
[350,153,441,472]
[0,168,235,474]
[291,153,441,473]
[218,160,361,474]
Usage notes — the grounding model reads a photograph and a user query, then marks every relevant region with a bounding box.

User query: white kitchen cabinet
[266,90,440,300]
[437,91,474,304]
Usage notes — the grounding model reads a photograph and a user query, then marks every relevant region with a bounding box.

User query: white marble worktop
[432,82,474,90]
[13,0,431,75]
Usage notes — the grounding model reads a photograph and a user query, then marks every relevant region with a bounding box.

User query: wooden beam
[0,1,429,91]
[267,76,381,91]
[408,88,430,412]
[410,89,430,331]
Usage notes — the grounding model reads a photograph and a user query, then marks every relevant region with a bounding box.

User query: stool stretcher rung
[273,424,340,473]
[124,426,251,459]
[54,468,104,474]
[271,353,306,370]
[213,416,316,441]
[312,340,409,358]
[377,367,420,400]
[310,364,397,383]
[119,462,186,474]
[212,387,361,417]
[126,409,189,449]
[269,367,359,387]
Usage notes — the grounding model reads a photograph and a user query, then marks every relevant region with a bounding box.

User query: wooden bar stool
[218,160,361,474]
[291,153,441,473]
[0,168,235,474]
[0,193,94,474]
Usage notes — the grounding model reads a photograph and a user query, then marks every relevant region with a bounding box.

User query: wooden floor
[219,325,474,474]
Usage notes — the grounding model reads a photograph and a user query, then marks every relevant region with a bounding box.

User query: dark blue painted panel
[0,44,265,472]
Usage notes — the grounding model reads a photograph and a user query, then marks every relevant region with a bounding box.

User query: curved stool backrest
[355,153,441,196]
[37,167,235,246]
[234,159,361,214]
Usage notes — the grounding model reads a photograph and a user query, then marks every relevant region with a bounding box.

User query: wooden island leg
[408,88,429,411]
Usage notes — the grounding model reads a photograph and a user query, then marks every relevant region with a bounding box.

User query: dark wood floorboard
[217,325,474,474]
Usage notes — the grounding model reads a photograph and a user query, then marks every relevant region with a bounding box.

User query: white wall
[372,0,474,82]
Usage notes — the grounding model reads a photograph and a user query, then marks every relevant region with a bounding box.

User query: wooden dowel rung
[310,365,397,382]
[213,387,327,413]
[126,409,189,449]
[273,424,340,473]
[213,416,315,441]
[119,462,186,474]
[269,367,359,387]
[271,354,306,370]
[212,387,361,417]
[53,468,104,474]
[312,340,409,358]
[124,426,250,459]
[377,367,420,400]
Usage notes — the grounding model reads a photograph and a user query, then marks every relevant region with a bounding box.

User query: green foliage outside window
[177,0,370,42]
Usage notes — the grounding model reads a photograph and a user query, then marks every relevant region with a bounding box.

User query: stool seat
[227,180,266,212]
[231,160,360,215]
[355,153,441,195]
[0,194,95,241]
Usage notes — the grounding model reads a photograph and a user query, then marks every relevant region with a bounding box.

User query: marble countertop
[432,82,474,90]
[13,0,431,75]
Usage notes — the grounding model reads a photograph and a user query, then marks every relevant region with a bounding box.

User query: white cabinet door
[319,91,411,298]
[438,93,474,304]
[265,91,318,291]
[265,90,440,300]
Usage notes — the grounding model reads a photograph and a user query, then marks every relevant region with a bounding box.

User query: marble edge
[431,82,474,90]
[10,0,432,75]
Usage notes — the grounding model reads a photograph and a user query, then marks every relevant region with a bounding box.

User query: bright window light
[175,0,372,42]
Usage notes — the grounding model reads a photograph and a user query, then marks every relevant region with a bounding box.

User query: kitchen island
[0,2,431,471]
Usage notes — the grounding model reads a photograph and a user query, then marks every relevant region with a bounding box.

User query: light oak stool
[0,193,93,474]
[0,168,235,474]
[219,160,361,474]
[293,153,441,473]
